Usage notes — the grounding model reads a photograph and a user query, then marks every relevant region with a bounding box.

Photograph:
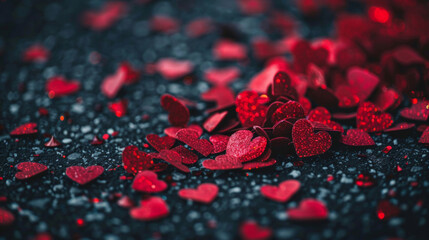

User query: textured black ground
[1,0,429,239]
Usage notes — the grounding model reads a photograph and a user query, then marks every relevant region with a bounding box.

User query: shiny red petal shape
[108,99,128,117]
[209,134,229,154]
[161,94,190,127]
[130,197,169,221]
[10,123,38,136]
[260,179,300,202]
[292,119,331,157]
[66,165,104,185]
[45,76,80,98]
[122,146,154,175]
[132,171,167,193]
[178,183,218,204]
[146,134,175,152]
[15,162,48,180]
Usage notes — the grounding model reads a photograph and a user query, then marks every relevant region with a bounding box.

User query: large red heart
[292,119,331,157]
[0,208,15,226]
[10,123,38,136]
[15,162,47,180]
[156,58,194,80]
[178,183,218,204]
[66,165,104,185]
[201,86,235,109]
[260,179,300,202]
[132,171,167,193]
[235,90,269,128]
[226,130,267,162]
[176,129,213,157]
[45,76,80,98]
[122,145,154,175]
[341,129,375,146]
[202,155,243,170]
[271,101,305,125]
[146,134,175,152]
[400,100,429,121]
[129,197,169,221]
[357,102,393,132]
[287,199,329,220]
[307,107,344,133]
[161,94,190,127]
[239,221,272,240]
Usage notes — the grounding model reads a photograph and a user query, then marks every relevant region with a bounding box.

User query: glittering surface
[341,129,375,147]
[292,119,332,158]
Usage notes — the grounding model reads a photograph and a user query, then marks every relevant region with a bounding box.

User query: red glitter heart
[146,134,175,152]
[419,127,429,144]
[239,221,272,240]
[341,129,375,146]
[132,171,167,193]
[260,179,300,202]
[374,87,400,111]
[108,99,128,117]
[202,155,243,170]
[164,124,203,138]
[0,208,15,226]
[161,94,190,127]
[10,123,38,136]
[235,90,269,128]
[204,67,240,86]
[157,150,190,173]
[242,158,276,170]
[66,165,104,185]
[178,183,218,204]
[357,102,393,132]
[201,86,235,109]
[130,196,169,221]
[122,146,154,175]
[272,120,293,138]
[45,76,80,98]
[172,145,198,164]
[209,135,229,154]
[347,67,380,102]
[287,199,329,220]
[213,39,247,61]
[15,162,48,180]
[226,130,267,163]
[307,107,344,133]
[271,101,305,125]
[272,71,297,98]
[203,111,228,133]
[291,40,328,72]
[156,58,193,80]
[22,44,50,63]
[292,119,332,157]
[400,100,429,121]
[176,129,213,157]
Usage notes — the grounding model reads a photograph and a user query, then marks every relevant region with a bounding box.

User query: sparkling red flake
[76,218,85,226]
[202,155,243,171]
[260,179,300,202]
[164,124,203,138]
[209,135,229,154]
[22,44,50,63]
[130,196,169,221]
[90,135,104,145]
[271,101,306,125]
[46,76,80,98]
[102,134,110,140]
[0,208,15,226]
[203,111,228,133]
[204,67,240,86]
[120,62,140,84]
[357,102,393,132]
[122,146,155,175]
[156,58,193,80]
[382,146,392,154]
[327,175,334,182]
[176,129,213,157]
[400,100,429,121]
[226,130,267,163]
[44,136,61,147]
[396,165,403,172]
[156,150,190,173]
[292,119,331,158]
[178,183,218,204]
[15,162,48,180]
[172,145,198,164]
[272,71,296,98]
[239,221,272,240]
[235,91,269,128]
[341,129,375,147]
[355,173,376,187]
[419,127,429,144]
[65,165,104,185]
[108,99,128,117]
[213,39,247,61]
[287,199,329,221]
[81,1,128,31]
[150,15,179,34]
[161,94,190,127]
[377,200,400,220]
[146,134,175,152]
[10,122,38,136]
[132,171,167,193]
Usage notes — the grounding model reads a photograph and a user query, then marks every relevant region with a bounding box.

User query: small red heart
[202,155,243,170]
[204,67,240,86]
[201,86,235,109]
[156,58,193,80]
[22,44,50,63]
[15,162,47,180]
[45,76,80,98]
[157,150,190,173]
[209,134,229,154]
[260,179,300,202]
[292,119,332,157]
[271,101,305,125]
[146,134,175,152]
[132,171,167,193]
[347,67,380,102]
[419,127,429,144]
[203,111,228,132]
[176,129,213,157]
[164,124,203,139]
[374,87,400,111]
[122,146,155,175]
[235,90,269,128]
[239,221,272,240]
[101,66,126,98]
[400,100,429,122]
[130,196,169,221]
[272,71,297,99]
[66,165,104,185]
[10,123,38,136]
[161,94,190,127]
[287,198,329,220]
[0,208,15,226]
[307,107,344,133]
[172,145,198,164]
[341,129,375,146]
[213,39,247,61]
[226,130,267,162]
[178,183,218,204]
[357,102,393,132]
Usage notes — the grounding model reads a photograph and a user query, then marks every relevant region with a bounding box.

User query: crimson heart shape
[292,119,332,157]
[287,198,329,221]
[101,66,126,98]
[260,179,300,202]
[176,129,213,157]
[307,107,343,133]
[161,94,190,127]
[178,183,218,203]
[341,129,375,146]
[201,86,235,110]
[347,67,380,102]
[122,145,155,175]
[10,123,38,136]
[239,221,272,240]
[203,111,228,132]
[202,155,243,170]
[0,208,15,226]
[132,171,167,193]
[130,196,169,221]
[157,149,190,172]
[45,76,80,98]
[209,134,229,154]
[66,165,104,185]
[271,101,305,125]
[164,124,203,139]
[272,71,297,99]
[15,162,47,180]
[146,134,175,152]
[400,100,429,121]
[204,67,240,86]
[226,130,267,162]
[172,145,198,164]
[156,58,194,80]
[357,102,393,132]
[235,90,269,128]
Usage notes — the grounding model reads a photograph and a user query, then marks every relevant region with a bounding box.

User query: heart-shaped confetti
[341,129,375,147]
[178,183,218,204]
[357,102,393,132]
[287,199,328,220]
[307,107,344,133]
[0,208,15,226]
[347,67,380,102]
[400,100,429,122]
[45,76,80,98]
[203,111,227,133]
[271,101,305,125]
[146,134,175,152]
[419,127,429,144]
[10,123,38,136]
[161,94,190,127]
[202,155,243,170]
[164,124,203,139]
[213,39,247,60]
[122,146,154,175]
[15,162,48,180]
[260,179,300,202]
[292,119,331,157]
[157,150,190,172]
[272,71,297,98]
[130,197,169,221]
[156,58,193,80]
[209,135,229,154]
[242,158,276,170]
[226,130,267,163]
[235,90,269,128]
[66,165,104,185]
[172,145,198,164]
[201,86,236,109]
[239,221,272,240]
[22,44,50,63]
[204,67,240,86]
[101,66,126,98]
[132,171,167,193]
[176,129,213,157]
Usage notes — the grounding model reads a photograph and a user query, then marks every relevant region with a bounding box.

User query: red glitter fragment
[161,94,190,127]
[368,6,390,24]
[419,128,429,144]
[76,218,85,226]
[172,145,198,165]
[132,171,167,193]
[10,122,38,136]
[260,179,300,202]
[287,199,329,220]
[66,165,104,185]
[46,76,80,98]
[382,146,392,154]
[327,175,334,182]
[146,134,175,152]
[203,111,228,133]
[90,135,104,145]
[400,100,429,121]
[176,129,213,157]
[81,1,128,31]
[164,124,203,139]
[292,119,332,157]
[156,150,190,173]
[355,173,376,187]
[357,102,393,132]
[15,162,48,180]
[117,196,135,208]
[130,196,169,221]
[178,183,218,204]
[239,221,272,240]
[108,99,128,117]
[122,146,155,175]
